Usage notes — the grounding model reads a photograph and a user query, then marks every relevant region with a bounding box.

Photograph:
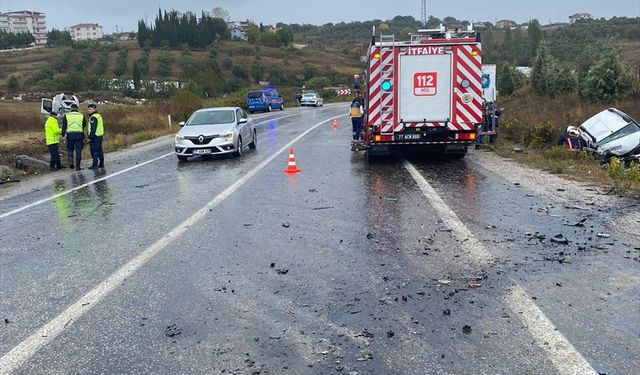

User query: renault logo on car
[198,135,204,143]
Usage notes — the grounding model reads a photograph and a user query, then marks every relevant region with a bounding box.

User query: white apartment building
[70,23,103,41]
[0,10,47,46]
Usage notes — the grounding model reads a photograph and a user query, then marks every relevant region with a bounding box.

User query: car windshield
[186,110,235,125]
[303,94,317,98]
[595,121,640,148]
[265,91,277,97]
[247,92,262,99]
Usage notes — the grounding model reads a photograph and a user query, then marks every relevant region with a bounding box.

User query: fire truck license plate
[413,72,438,96]
[395,134,422,141]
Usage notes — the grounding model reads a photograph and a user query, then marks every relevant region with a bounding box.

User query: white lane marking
[0,152,174,220]
[402,159,598,375]
[0,111,314,220]
[506,285,599,375]
[0,116,337,374]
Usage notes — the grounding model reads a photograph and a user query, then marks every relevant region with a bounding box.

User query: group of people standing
[44,103,105,171]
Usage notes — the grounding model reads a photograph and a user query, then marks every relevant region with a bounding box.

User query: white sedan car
[300,92,323,107]
[174,107,256,161]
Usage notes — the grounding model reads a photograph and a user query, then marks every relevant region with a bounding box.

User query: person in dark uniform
[87,103,105,169]
[61,103,87,170]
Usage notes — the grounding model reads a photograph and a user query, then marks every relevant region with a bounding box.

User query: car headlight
[175,134,185,143]
[220,131,234,141]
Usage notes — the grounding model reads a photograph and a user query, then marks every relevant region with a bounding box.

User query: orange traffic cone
[331,119,338,129]
[283,148,301,174]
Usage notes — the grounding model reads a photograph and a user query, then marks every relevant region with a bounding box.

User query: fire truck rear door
[399,53,452,123]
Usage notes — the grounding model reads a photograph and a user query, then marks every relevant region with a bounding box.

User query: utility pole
[421,0,427,26]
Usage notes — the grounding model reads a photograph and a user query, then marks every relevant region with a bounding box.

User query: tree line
[0,30,35,49]
[482,17,639,103]
[137,9,230,48]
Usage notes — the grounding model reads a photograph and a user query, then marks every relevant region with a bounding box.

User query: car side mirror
[179,121,185,127]
[238,118,248,124]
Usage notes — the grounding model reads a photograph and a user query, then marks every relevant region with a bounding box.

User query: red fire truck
[355,26,483,160]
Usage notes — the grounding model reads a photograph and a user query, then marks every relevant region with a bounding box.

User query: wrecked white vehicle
[579,108,640,163]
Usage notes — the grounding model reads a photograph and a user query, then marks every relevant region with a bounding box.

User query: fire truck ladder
[379,34,395,136]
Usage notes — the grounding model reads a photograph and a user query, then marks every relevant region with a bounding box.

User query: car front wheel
[177,155,189,162]
[234,137,243,157]
[249,130,257,149]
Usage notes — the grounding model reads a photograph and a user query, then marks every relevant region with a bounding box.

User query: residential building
[496,19,516,29]
[0,14,9,32]
[230,27,247,41]
[569,13,592,23]
[0,10,47,46]
[70,23,103,41]
[227,20,251,31]
[114,32,134,41]
[472,21,488,30]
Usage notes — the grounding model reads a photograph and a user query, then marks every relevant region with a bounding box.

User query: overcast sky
[1,0,639,33]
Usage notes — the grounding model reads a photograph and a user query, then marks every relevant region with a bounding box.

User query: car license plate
[395,134,422,141]
[194,149,212,155]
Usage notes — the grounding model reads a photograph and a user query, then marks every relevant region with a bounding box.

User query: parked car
[300,92,323,107]
[246,88,284,113]
[174,107,256,161]
[579,108,640,162]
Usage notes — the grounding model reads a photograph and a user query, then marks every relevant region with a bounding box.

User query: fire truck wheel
[365,151,379,164]
[448,151,467,159]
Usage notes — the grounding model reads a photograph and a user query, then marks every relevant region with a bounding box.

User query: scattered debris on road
[164,323,182,337]
[551,234,570,244]
[565,218,588,227]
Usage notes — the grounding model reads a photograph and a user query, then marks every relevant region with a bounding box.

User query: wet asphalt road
[0,105,638,375]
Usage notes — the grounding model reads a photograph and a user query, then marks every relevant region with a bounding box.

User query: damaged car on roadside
[578,108,640,163]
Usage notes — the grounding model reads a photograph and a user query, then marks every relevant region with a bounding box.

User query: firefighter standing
[62,103,87,170]
[87,103,105,169]
[350,98,364,141]
[44,111,64,170]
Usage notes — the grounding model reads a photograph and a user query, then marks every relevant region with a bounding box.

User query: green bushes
[156,50,174,77]
[498,63,526,95]
[168,90,203,120]
[526,121,556,149]
[580,47,632,102]
[94,49,108,75]
[607,157,640,193]
[305,76,331,90]
[114,47,128,76]
[531,43,577,97]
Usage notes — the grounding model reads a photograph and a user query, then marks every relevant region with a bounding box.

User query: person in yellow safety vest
[87,103,105,169]
[349,97,364,142]
[61,103,87,171]
[44,111,65,170]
